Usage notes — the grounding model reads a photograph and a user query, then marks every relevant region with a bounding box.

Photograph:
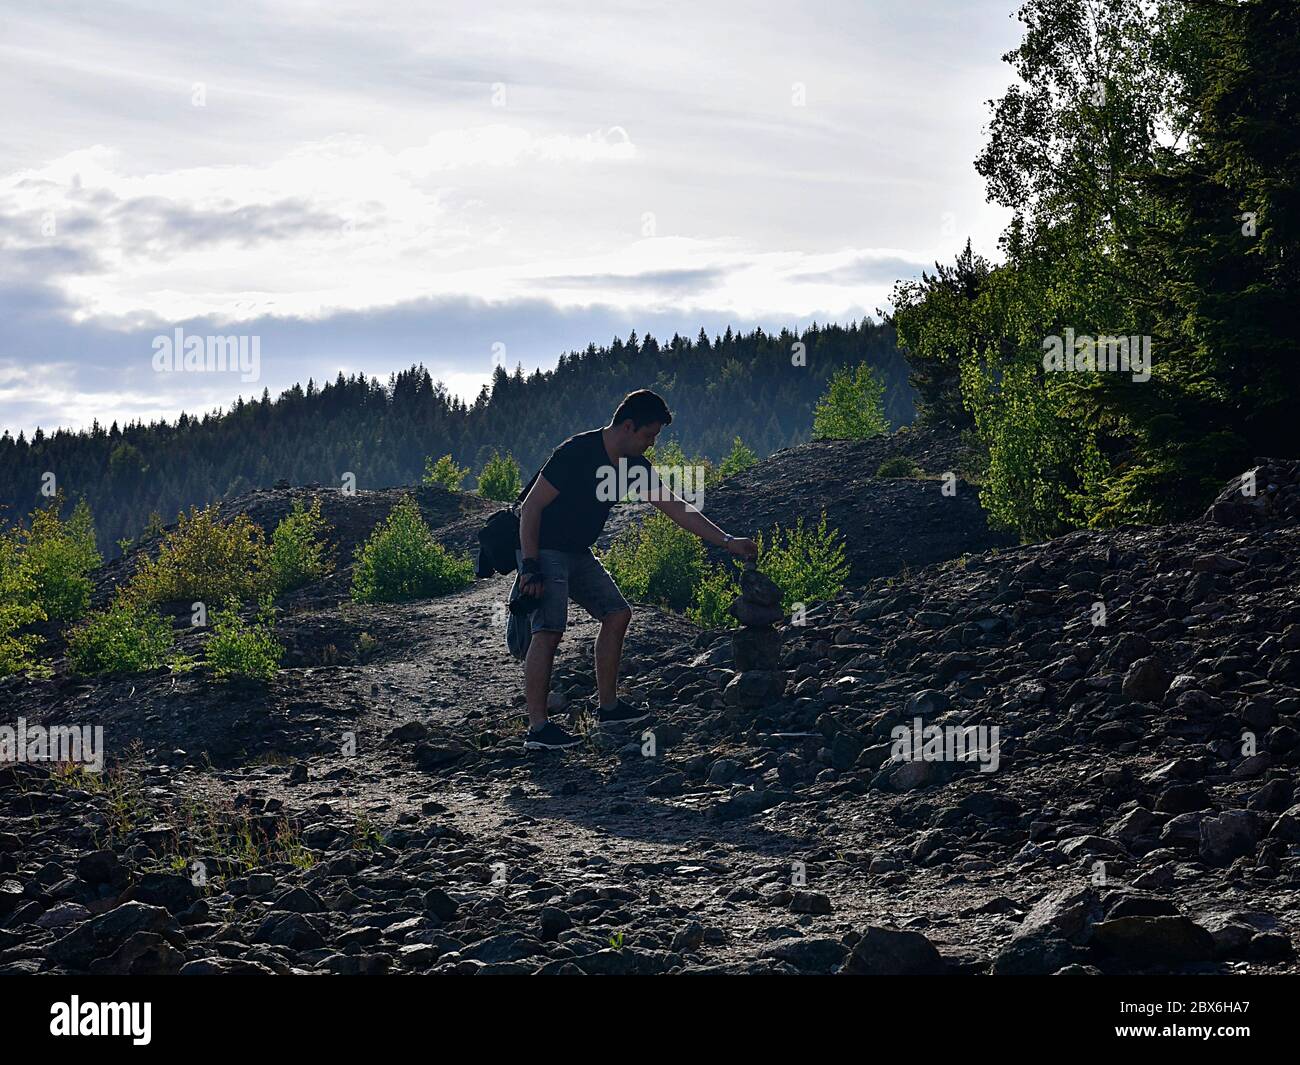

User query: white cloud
[0,0,1022,434]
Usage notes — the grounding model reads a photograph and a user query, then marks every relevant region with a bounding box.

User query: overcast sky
[0,0,1020,436]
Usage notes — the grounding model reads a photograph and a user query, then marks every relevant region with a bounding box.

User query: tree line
[0,321,913,555]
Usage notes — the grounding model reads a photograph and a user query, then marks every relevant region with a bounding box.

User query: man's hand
[519,558,544,598]
[725,536,758,560]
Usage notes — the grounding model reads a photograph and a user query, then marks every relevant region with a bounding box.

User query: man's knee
[529,629,564,655]
[602,607,632,632]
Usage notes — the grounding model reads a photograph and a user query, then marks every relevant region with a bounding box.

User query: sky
[0,0,1021,436]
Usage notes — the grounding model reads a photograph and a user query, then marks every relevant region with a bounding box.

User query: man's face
[626,421,663,456]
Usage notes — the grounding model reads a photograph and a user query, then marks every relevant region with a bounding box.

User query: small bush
[718,437,759,480]
[813,363,889,441]
[423,454,469,492]
[352,496,474,603]
[758,513,850,612]
[206,599,282,681]
[0,533,45,676]
[17,498,101,623]
[685,513,849,628]
[356,631,379,663]
[268,498,333,594]
[131,505,269,604]
[67,597,175,676]
[686,564,741,629]
[875,456,923,478]
[477,451,522,502]
[645,438,686,467]
[600,511,704,611]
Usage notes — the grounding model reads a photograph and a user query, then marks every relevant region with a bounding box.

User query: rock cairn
[723,563,787,712]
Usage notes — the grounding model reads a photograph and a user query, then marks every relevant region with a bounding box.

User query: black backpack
[476,468,546,578]
[475,507,520,577]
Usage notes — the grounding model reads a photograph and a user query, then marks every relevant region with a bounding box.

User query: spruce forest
[0,322,911,555]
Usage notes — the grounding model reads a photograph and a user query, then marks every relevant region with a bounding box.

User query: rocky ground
[2,442,1299,976]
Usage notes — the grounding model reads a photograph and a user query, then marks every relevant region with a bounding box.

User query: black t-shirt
[522,429,651,551]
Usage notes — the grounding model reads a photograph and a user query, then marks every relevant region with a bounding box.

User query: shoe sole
[524,739,582,750]
[596,711,652,726]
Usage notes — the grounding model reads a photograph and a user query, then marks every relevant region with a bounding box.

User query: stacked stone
[722,563,787,713]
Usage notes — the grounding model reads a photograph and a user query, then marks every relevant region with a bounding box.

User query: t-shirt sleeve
[539,441,581,496]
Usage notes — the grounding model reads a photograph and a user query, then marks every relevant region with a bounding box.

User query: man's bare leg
[524,630,563,729]
[595,608,632,707]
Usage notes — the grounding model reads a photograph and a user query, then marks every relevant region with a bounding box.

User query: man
[509,389,758,750]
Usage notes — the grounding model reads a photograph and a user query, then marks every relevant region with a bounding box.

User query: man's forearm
[657,497,728,545]
[519,503,541,560]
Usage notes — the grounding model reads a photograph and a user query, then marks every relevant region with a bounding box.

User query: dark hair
[611,389,673,430]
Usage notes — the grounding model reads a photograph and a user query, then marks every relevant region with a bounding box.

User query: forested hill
[0,320,913,555]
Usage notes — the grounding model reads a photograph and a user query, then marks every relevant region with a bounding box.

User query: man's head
[608,389,672,456]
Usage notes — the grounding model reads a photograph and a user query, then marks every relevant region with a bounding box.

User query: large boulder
[252,911,326,950]
[1203,460,1300,527]
[47,902,181,971]
[1267,803,1300,843]
[992,936,1083,976]
[1199,810,1263,866]
[1091,916,1215,966]
[1122,657,1172,702]
[760,938,849,974]
[841,926,947,975]
[128,872,199,914]
[88,932,186,976]
[1014,886,1102,946]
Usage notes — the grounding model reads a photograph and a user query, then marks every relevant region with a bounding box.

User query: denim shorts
[506,548,629,659]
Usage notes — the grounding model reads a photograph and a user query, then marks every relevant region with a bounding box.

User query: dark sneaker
[524,721,581,750]
[592,698,651,725]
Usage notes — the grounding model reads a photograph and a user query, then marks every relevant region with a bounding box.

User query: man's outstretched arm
[648,492,757,559]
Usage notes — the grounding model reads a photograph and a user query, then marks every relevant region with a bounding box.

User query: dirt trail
[228,576,1063,970]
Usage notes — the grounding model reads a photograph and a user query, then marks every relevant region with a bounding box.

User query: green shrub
[0,533,45,676]
[812,363,889,441]
[423,454,469,492]
[686,564,741,629]
[268,498,333,594]
[645,438,685,467]
[17,498,101,623]
[875,456,923,478]
[686,512,849,628]
[600,511,704,611]
[206,598,282,681]
[477,451,522,502]
[351,496,474,603]
[67,597,175,676]
[130,505,269,604]
[758,513,850,611]
[718,437,759,480]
